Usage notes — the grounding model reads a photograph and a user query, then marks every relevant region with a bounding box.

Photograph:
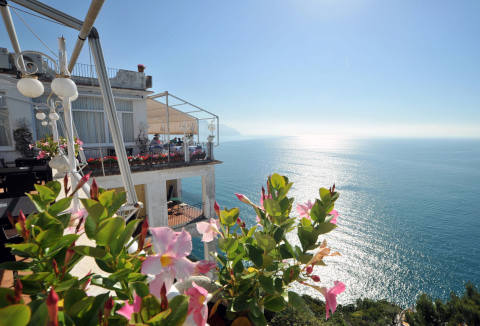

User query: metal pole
[0,1,26,71]
[88,28,138,205]
[49,99,59,141]
[58,37,78,209]
[196,118,200,144]
[68,0,105,72]
[9,0,83,30]
[166,91,170,163]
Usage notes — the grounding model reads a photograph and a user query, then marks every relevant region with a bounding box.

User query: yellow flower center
[198,295,206,305]
[160,254,174,267]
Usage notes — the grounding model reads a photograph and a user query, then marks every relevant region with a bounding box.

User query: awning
[146,98,198,135]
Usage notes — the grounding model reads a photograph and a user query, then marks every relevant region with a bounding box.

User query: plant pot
[49,155,70,177]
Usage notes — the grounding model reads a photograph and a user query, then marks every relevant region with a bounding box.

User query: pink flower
[297,200,313,219]
[329,210,339,224]
[185,282,209,326]
[235,193,254,206]
[75,139,84,146]
[194,260,216,274]
[28,144,34,149]
[196,218,220,243]
[37,151,46,159]
[117,295,141,321]
[65,209,87,234]
[141,227,195,295]
[322,281,346,320]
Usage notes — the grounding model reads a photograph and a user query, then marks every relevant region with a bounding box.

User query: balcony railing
[82,143,213,177]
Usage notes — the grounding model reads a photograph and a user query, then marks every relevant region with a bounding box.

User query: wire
[7,4,65,27]
[10,7,58,58]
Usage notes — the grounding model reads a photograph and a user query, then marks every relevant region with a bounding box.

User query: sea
[182,136,480,307]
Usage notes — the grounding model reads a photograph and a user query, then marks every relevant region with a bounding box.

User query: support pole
[49,99,59,141]
[88,28,138,205]
[0,1,26,71]
[68,0,105,72]
[166,92,170,163]
[58,37,78,209]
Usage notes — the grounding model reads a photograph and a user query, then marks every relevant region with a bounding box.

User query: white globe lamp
[70,90,78,102]
[17,76,44,98]
[49,112,60,121]
[41,120,48,126]
[51,77,77,98]
[35,112,46,120]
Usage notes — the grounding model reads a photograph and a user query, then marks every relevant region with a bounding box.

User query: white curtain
[72,111,106,143]
[121,112,134,142]
[0,108,10,146]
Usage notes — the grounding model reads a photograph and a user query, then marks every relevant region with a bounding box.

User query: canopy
[146,98,198,135]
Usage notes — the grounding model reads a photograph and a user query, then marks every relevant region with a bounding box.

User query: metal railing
[41,58,120,79]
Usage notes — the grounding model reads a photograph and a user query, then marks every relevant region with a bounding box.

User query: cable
[10,7,58,58]
[6,4,65,27]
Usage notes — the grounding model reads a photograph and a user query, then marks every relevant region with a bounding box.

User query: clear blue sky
[1,0,479,137]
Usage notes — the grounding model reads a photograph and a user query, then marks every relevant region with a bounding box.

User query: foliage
[405,282,480,326]
[13,120,34,157]
[202,173,344,325]
[32,135,82,159]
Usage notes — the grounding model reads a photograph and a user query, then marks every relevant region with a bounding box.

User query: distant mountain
[219,124,242,137]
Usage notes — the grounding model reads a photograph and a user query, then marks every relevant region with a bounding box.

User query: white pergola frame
[0,0,139,210]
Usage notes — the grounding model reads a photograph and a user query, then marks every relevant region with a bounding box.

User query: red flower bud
[214,201,220,217]
[52,259,59,275]
[47,288,59,326]
[104,296,114,318]
[64,247,75,266]
[311,275,321,282]
[70,172,91,197]
[18,210,29,240]
[63,173,70,195]
[90,178,99,201]
[138,217,149,251]
[160,283,168,311]
[306,265,313,274]
[14,279,22,303]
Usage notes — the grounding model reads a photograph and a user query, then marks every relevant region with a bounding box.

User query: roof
[146,98,198,135]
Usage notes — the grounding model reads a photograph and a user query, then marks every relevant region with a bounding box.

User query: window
[0,93,11,146]
[34,95,134,144]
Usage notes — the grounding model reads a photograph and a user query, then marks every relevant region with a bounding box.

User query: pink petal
[170,229,192,257]
[174,257,195,281]
[117,302,134,320]
[201,231,215,243]
[149,271,175,297]
[195,260,216,274]
[196,221,210,234]
[141,255,162,275]
[329,281,346,295]
[150,227,175,254]
[133,295,142,313]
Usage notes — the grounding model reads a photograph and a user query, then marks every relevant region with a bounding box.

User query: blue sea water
[183,137,480,307]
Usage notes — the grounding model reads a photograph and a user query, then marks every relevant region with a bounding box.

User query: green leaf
[288,291,314,318]
[232,295,250,312]
[34,184,56,203]
[263,199,282,217]
[45,234,79,258]
[7,243,39,257]
[48,197,73,216]
[95,217,125,246]
[27,300,47,326]
[84,215,98,239]
[140,295,162,321]
[270,173,286,190]
[254,233,276,252]
[283,266,300,284]
[45,181,61,198]
[247,244,263,267]
[55,278,77,292]
[298,225,317,252]
[132,282,150,297]
[219,208,239,227]
[36,227,63,248]
[0,304,31,326]
[0,288,16,308]
[80,198,108,222]
[309,200,326,223]
[0,261,31,271]
[259,275,275,294]
[278,243,294,260]
[111,219,139,256]
[160,294,188,326]
[316,222,337,235]
[218,238,238,254]
[319,188,331,201]
[73,245,107,259]
[248,309,267,326]
[263,295,286,312]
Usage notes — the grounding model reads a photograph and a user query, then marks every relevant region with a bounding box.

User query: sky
[1,0,479,138]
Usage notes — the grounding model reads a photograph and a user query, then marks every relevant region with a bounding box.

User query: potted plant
[137,64,146,73]
[0,173,345,326]
[32,135,82,174]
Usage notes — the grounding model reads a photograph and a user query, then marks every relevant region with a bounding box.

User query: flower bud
[311,275,321,282]
[47,288,59,326]
[306,265,313,274]
[90,178,99,201]
[214,201,220,217]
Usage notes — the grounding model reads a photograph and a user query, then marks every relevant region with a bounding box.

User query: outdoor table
[0,166,49,177]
